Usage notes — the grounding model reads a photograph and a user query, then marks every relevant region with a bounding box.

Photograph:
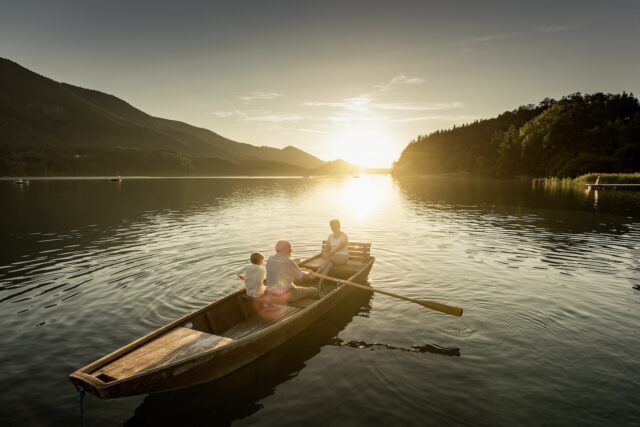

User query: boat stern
[69,371,110,399]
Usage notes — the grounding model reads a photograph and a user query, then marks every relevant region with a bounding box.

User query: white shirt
[328,232,349,256]
[239,264,266,297]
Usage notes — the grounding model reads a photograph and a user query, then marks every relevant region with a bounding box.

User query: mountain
[0,58,327,176]
[393,92,640,178]
[311,159,361,175]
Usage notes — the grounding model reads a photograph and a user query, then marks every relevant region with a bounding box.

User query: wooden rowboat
[69,242,375,399]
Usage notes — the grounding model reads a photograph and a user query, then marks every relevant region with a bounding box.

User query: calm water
[1,176,639,426]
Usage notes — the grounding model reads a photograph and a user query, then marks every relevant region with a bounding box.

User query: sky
[1,0,639,167]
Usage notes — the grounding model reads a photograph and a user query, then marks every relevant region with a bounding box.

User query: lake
[1,175,639,426]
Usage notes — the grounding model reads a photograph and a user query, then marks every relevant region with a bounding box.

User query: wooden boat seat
[91,327,234,381]
[222,304,302,340]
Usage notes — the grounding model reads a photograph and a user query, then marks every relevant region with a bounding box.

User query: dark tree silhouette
[394,93,640,178]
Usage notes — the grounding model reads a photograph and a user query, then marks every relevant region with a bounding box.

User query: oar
[310,272,463,317]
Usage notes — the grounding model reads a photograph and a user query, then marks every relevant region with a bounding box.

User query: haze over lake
[1,176,639,426]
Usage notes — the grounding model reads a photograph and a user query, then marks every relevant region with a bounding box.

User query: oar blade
[418,300,463,317]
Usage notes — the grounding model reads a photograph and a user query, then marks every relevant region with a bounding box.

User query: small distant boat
[13,178,30,185]
[110,172,122,182]
[353,174,360,178]
[69,242,375,399]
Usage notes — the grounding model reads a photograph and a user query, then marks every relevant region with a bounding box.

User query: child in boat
[238,252,266,298]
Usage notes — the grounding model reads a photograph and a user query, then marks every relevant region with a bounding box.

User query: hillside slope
[0,58,325,175]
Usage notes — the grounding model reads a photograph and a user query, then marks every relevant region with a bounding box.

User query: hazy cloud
[302,95,372,112]
[536,25,575,33]
[243,114,303,122]
[238,91,283,102]
[324,114,384,123]
[303,97,462,113]
[375,74,425,92]
[210,110,244,118]
[376,101,463,111]
[454,31,522,53]
[392,114,477,123]
[458,26,576,52]
[221,83,465,129]
[295,128,329,134]
[464,32,521,44]
[210,109,302,122]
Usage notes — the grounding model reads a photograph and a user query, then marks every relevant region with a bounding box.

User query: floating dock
[585,175,640,191]
[586,183,640,191]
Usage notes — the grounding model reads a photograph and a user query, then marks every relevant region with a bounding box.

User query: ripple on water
[0,176,639,426]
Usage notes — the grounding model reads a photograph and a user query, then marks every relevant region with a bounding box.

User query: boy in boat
[238,252,267,298]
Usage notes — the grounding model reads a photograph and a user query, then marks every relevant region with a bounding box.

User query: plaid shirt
[265,253,304,295]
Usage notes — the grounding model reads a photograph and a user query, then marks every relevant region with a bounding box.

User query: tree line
[0,149,360,177]
[393,92,640,177]
[0,149,307,177]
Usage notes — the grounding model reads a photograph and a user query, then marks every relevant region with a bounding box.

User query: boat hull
[70,255,374,399]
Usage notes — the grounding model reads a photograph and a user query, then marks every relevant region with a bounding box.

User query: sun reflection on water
[338,175,394,219]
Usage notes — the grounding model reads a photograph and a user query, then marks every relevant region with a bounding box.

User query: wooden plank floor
[223,305,302,340]
[91,327,234,380]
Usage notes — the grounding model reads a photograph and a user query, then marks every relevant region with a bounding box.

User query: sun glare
[339,176,392,219]
[329,123,396,168]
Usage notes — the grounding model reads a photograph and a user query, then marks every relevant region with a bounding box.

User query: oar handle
[311,272,463,317]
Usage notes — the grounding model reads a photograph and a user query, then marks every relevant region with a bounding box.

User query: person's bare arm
[291,260,306,280]
[323,241,332,258]
[333,239,348,254]
[328,236,348,256]
[291,260,314,283]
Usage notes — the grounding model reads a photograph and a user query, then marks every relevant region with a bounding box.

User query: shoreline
[0,173,388,181]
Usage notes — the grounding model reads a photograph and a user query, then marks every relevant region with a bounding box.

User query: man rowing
[265,240,319,302]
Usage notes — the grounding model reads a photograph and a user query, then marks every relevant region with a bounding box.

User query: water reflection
[338,177,393,219]
[397,175,639,233]
[327,337,461,357]
[0,176,639,426]
[394,176,639,284]
[530,177,640,216]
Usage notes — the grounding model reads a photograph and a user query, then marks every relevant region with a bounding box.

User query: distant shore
[386,170,640,186]
[0,172,390,181]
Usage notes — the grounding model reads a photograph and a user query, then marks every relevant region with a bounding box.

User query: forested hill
[0,58,330,176]
[393,93,640,178]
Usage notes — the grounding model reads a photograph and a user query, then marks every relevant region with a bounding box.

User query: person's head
[329,219,341,234]
[250,252,264,265]
[275,240,292,256]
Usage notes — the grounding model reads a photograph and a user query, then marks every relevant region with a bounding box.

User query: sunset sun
[329,122,397,168]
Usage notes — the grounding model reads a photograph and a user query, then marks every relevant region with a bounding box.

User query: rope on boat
[76,386,86,427]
